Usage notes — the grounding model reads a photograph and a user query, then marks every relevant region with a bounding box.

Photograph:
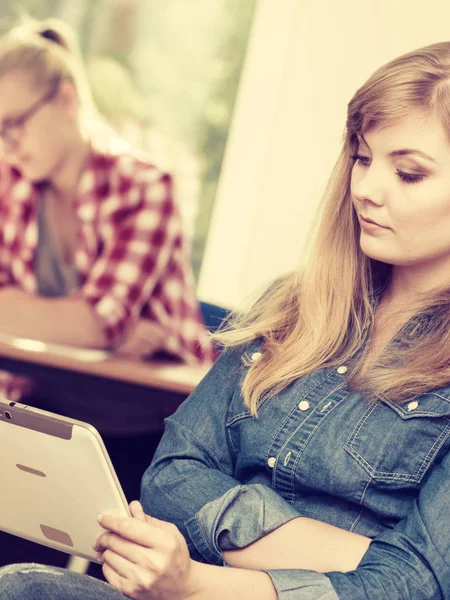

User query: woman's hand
[94,501,196,600]
[116,319,166,359]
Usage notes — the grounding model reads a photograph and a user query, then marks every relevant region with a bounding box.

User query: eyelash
[351,154,425,184]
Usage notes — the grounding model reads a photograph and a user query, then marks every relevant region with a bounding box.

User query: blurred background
[0,0,256,282]
[3,0,450,311]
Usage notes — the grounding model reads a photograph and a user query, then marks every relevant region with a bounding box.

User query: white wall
[198,0,450,309]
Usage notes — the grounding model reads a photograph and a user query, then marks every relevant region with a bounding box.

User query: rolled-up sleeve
[187,484,301,564]
[72,172,179,346]
[141,343,301,565]
[264,571,339,600]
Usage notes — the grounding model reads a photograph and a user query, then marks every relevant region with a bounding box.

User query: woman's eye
[396,170,425,184]
[351,154,370,167]
[351,154,426,184]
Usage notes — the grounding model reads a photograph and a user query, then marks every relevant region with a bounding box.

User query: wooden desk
[0,336,211,395]
[0,334,213,436]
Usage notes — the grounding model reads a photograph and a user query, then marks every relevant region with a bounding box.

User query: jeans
[0,564,124,600]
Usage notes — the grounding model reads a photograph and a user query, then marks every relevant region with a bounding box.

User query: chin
[19,166,49,183]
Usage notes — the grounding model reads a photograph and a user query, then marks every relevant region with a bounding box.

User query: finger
[101,561,137,599]
[128,503,162,528]
[102,550,155,599]
[94,531,145,564]
[130,501,146,521]
[101,561,123,590]
[102,547,140,579]
[96,513,170,549]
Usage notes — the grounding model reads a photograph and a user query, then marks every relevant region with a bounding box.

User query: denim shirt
[141,320,450,600]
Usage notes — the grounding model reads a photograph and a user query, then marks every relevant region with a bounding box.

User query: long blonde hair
[216,41,450,415]
[0,17,96,119]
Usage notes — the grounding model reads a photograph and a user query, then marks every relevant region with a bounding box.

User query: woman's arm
[140,345,300,564]
[0,287,107,347]
[223,516,371,573]
[188,562,278,600]
[0,289,167,355]
[94,502,337,600]
[97,452,450,600]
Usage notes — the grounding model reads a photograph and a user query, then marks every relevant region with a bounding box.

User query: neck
[387,261,450,305]
[48,129,91,203]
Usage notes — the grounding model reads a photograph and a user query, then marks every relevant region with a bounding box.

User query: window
[1,0,256,279]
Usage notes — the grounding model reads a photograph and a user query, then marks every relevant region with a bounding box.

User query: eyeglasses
[0,80,60,145]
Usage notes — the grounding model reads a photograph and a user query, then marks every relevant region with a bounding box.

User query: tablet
[0,399,130,562]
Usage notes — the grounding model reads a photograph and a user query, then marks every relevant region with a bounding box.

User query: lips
[360,215,387,228]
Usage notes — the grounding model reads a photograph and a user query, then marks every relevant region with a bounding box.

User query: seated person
[0,18,214,404]
[4,33,450,600]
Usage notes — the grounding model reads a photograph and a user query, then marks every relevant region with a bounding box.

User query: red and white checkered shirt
[0,136,214,400]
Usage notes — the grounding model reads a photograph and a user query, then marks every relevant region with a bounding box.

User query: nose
[351,162,385,207]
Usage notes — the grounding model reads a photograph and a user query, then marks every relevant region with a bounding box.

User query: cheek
[28,123,66,163]
[390,190,450,254]
[393,188,450,231]
[18,127,65,181]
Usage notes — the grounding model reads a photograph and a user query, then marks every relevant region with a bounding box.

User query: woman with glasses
[0,18,213,408]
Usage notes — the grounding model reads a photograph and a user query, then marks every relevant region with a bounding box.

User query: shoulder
[214,338,266,377]
[86,136,171,202]
[81,133,173,219]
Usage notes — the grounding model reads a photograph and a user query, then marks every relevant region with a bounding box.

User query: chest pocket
[345,394,450,484]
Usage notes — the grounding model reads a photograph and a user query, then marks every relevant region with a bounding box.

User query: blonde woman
[0,18,213,411]
[2,40,450,599]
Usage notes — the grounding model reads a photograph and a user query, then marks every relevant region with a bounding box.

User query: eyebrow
[359,135,437,164]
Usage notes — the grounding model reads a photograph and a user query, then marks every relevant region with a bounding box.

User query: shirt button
[267,457,276,468]
[298,400,310,411]
[251,352,263,362]
[337,366,348,374]
[407,401,419,411]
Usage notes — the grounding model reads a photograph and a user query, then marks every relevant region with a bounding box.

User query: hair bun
[7,17,76,55]
[35,19,75,53]
[38,27,67,49]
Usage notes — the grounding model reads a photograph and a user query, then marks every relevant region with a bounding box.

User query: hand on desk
[116,320,166,359]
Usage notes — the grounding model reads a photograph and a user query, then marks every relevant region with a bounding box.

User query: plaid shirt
[0,135,214,400]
